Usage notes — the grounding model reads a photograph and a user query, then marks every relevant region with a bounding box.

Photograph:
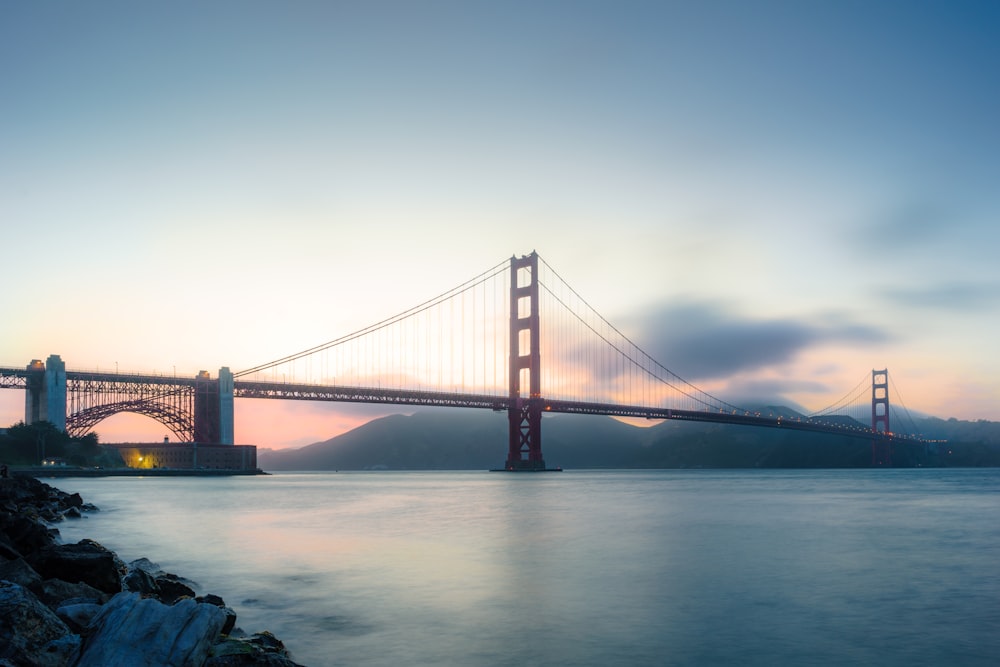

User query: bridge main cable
[234,258,510,379]
[537,255,747,414]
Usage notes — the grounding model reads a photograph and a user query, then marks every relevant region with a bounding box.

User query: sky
[2,1,998,449]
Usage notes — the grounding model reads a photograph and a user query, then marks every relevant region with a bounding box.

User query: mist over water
[51,469,999,666]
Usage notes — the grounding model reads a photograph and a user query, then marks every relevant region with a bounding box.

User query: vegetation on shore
[0,422,123,469]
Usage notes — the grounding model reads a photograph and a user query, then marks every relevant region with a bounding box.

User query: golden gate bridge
[1,252,921,468]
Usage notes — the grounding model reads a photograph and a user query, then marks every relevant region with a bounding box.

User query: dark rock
[0,476,48,505]
[197,594,238,634]
[0,531,21,560]
[219,606,238,635]
[205,651,307,666]
[76,592,226,667]
[0,513,57,557]
[155,572,197,604]
[198,593,227,607]
[207,633,307,666]
[123,566,160,597]
[245,631,288,653]
[40,507,62,523]
[0,580,81,667]
[63,492,84,510]
[128,557,160,573]
[56,601,104,633]
[0,556,43,592]
[62,506,82,519]
[38,578,109,609]
[29,540,124,595]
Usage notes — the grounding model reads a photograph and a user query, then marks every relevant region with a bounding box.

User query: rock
[207,633,307,666]
[155,572,197,604]
[205,650,307,666]
[29,540,124,595]
[0,532,22,560]
[218,606,239,635]
[128,557,161,573]
[77,592,227,667]
[0,580,81,667]
[123,566,160,596]
[38,578,109,609]
[197,594,238,635]
[56,601,104,633]
[0,513,57,557]
[62,507,82,519]
[0,556,43,592]
[198,593,227,607]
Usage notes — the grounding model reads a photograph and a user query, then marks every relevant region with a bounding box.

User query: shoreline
[0,474,303,666]
[12,467,268,478]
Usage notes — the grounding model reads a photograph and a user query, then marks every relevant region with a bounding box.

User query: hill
[257,407,1000,470]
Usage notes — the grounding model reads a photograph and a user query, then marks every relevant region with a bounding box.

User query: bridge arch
[66,400,194,442]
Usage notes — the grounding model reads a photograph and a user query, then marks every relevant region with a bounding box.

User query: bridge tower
[506,251,547,471]
[871,368,891,466]
[193,367,235,444]
[24,355,67,432]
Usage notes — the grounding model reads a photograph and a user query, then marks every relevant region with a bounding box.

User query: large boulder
[0,557,43,592]
[38,578,109,609]
[155,572,197,604]
[55,601,104,633]
[0,580,81,666]
[0,513,56,558]
[28,540,124,595]
[123,565,160,596]
[77,592,227,667]
[197,594,238,635]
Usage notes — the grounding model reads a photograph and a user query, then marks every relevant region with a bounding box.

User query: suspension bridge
[1,252,921,468]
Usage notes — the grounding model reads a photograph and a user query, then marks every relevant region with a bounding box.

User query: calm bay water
[48,469,999,666]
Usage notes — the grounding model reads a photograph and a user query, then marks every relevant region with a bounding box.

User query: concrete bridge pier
[24,354,66,432]
[194,367,234,445]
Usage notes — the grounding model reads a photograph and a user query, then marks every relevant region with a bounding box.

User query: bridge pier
[193,367,234,444]
[24,355,66,432]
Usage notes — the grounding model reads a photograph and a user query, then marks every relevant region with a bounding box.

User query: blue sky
[2,1,998,447]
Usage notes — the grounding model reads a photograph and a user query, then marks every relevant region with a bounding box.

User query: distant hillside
[257,408,1000,470]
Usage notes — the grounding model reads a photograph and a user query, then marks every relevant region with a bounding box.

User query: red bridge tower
[871,368,892,466]
[505,252,548,471]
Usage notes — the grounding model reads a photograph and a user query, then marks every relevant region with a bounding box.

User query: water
[47,469,1000,666]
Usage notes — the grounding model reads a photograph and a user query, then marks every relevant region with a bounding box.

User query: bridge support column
[193,367,235,445]
[24,355,66,432]
[871,368,891,466]
[505,252,547,471]
[219,367,234,445]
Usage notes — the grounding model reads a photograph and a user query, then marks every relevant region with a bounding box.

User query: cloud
[866,202,954,247]
[628,301,889,382]
[880,281,1000,311]
[717,377,828,412]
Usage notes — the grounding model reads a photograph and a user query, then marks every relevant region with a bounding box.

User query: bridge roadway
[1,367,907,443]
[235,379,905,442]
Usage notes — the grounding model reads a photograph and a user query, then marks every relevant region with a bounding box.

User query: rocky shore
[0,474,306,666]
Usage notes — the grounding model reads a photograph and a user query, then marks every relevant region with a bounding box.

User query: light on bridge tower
[505,251,548,471]
[871,368,892,466]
